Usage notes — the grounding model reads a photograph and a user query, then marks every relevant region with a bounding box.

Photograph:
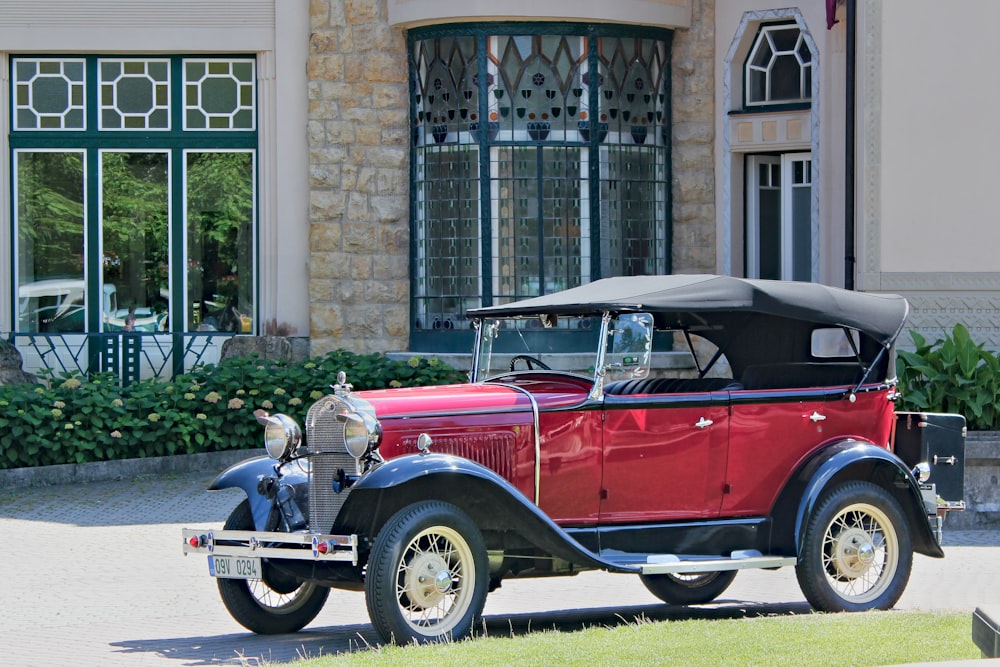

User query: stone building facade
[305,0,717,356]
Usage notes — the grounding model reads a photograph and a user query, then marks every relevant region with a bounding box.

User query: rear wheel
[795,481,912,612]
[216,500,329,634]
[640,570,737,605]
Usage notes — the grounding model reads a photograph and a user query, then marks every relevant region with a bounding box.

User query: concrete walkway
[1,467,999,666]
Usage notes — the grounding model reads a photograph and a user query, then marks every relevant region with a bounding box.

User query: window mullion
[477,33,492,308]
[587,36,602,281]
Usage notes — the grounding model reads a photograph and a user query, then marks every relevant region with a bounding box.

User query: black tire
[365,501,489,645]
[795,481,913,612]
[216,500,330,634]
[640,570,737,605]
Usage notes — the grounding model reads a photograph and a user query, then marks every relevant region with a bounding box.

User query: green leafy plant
[0,350,467,470]
[896,323,1000,430]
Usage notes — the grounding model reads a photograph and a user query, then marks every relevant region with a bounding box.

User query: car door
[723,385,831,517]
[599,389,730,522]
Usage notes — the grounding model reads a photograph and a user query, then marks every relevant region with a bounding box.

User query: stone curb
[0,449,265,490]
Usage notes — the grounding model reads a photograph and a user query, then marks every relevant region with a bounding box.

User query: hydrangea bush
[0,350,467,470]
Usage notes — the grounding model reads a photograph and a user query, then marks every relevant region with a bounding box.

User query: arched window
[745,23,811,107]
[409,24,672,351]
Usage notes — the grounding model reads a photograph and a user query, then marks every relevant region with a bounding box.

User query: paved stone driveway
[2,472,998,666]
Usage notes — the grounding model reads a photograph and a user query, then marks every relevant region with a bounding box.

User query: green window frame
[10,55,258,341]
[409,24,673,352]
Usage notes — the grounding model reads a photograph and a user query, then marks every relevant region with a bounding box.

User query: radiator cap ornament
[333,371,353,396]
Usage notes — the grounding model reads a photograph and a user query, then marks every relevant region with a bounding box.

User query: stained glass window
[410,25,671,349]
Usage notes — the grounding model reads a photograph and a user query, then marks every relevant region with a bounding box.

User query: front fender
[208,456,307,531]
[336,453,625,572]
[791,441,943,558]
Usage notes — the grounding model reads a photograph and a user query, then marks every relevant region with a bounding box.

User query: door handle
[695,417,714,429]
[808,411,827,422]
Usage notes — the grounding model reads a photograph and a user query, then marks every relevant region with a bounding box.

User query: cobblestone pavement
[2,472,999,666]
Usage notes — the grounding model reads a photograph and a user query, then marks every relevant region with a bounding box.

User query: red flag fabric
[826,0,842,29]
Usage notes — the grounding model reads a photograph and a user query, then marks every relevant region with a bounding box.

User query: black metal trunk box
[893,412,966,502]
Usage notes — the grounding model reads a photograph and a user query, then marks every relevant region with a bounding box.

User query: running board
[599,549,797,575]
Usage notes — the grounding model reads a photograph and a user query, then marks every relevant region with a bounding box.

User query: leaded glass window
[410,25,671,349]
[11,56,257,339]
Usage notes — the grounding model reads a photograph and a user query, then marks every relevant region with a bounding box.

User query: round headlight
[913,461,931,484]
[342,411,382,458]
[263,414,302,460]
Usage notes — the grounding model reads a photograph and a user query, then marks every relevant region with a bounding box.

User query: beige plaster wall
[387,0,692,29]
[858,0,1000,348]
[878,0,1000,273]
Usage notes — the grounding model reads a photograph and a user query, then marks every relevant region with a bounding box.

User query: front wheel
[365,501,489,645]
[640,570,737,605]
[216,500,330,634]
[795,481,913,612]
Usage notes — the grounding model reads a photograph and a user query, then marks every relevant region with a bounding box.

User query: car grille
[304,394,358,533]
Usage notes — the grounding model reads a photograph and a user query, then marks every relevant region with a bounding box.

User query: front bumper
[182,528,359,565]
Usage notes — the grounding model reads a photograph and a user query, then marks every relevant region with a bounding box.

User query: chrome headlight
[339,411,382,458]
[913,461,932,484]
[254,410,302,460]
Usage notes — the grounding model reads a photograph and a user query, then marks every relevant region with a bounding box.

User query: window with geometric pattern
[11,56,257,335]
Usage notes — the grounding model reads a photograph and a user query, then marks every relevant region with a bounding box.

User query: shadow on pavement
[110,600,814,665]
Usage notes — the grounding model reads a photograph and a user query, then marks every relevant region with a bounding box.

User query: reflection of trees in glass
[16,152,85,282]
[187,151,254,331]
[101,152,169,313]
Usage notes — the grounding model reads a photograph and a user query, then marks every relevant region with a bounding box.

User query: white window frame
[746,152,812,280]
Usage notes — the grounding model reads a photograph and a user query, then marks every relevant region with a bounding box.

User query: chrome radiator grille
[305,395,357,533]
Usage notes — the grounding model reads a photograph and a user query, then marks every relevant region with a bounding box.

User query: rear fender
[208,456,307,531]
[774,441,943,558]
[336,453,616,571]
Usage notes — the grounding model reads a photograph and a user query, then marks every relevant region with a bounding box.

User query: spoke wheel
[216,500,330,634]
[366,501,488,645]
[796,481,912,612]
[640,570,737,605]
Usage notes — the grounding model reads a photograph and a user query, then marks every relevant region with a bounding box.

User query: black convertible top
[468,275,910,347]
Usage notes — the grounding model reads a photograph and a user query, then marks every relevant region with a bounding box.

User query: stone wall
[305,1,717,355]
[308,0,411,356]
[670,0,716,273]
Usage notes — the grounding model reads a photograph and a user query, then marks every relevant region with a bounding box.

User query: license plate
[207,555,262,579]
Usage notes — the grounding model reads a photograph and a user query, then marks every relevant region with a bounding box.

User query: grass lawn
[280,610,979,666]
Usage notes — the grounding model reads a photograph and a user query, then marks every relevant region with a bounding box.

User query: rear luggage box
[894,412,966,503]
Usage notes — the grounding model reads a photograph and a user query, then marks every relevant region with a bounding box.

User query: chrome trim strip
[589,311,613,402]
[501,383,542,505]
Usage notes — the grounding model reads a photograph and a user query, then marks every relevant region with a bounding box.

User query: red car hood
[354,382,534,420]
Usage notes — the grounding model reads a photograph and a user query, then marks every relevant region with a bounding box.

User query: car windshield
[472,313,653,382]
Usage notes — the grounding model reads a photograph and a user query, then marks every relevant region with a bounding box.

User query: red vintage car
[183,274,966,644]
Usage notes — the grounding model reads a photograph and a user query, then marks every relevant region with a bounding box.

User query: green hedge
[896,323,1000,430]
[0,350,467,470]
